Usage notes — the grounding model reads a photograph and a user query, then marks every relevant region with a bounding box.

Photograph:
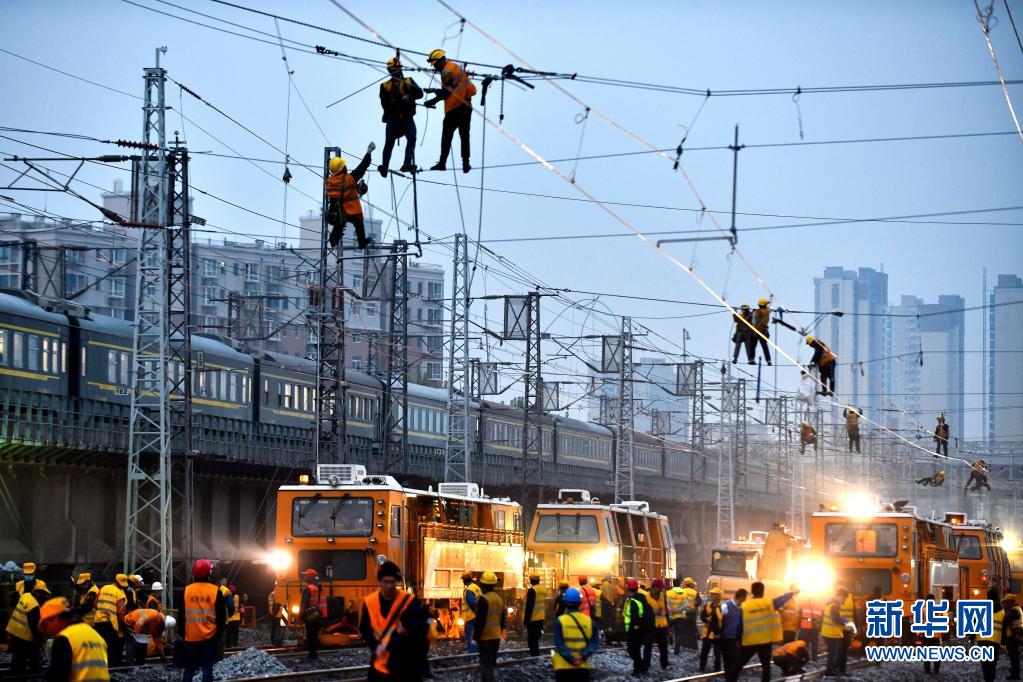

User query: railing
[418,522,524,546]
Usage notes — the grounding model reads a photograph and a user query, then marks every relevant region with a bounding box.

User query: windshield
[956,535,983,560]
[292,496,373,537]
[534,513,600,543]
[297,550,366,581]
[711,550,752,577]
[824,523,898,557]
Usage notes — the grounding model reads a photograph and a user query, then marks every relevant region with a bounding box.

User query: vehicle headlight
[268,549,292,573]
[291,604,300,615]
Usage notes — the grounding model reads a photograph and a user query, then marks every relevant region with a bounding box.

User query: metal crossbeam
[381,241,409,474]
[614,316,635,503]
[444,234,472,483]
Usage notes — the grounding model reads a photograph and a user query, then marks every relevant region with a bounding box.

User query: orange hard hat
[39,597,71,625]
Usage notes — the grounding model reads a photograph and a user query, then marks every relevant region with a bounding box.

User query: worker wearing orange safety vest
[752,298,773,365]
[577,576,601,636]
[300,568,329,661]
[360,560,431,681]
[182,559,227,682]
[424,49,477,174]
[807,335,837,396]
[780,583,801,643]
[796,594,823,661]
[325,143,375,250]
[123,608,167,665]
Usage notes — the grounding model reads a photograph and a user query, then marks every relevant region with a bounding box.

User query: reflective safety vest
[649,592,669,628]
[528,586,547,622]
[6,592,39,641]
[624,595,646,632]
[552,612,593,671]
[145,594,162,613]
[578,584,599,619]
[463,583,482,620]
[305,582,328,618]
[666,587,687,620]
[813,340,836,366]
[700,602,723,640]
[846,411,859,428]
[15,578,48,598]
[80,585,100,625]
[593,588,602,618]
[979,608,1005,644]
[325,173,363,216]
[94,584,126,634]
[61,622,110,681]
[124,608,162,635]
[741,597,782,646]
[229,595,241,623]
[364,590,413,675]
[480,591,504,640]
[821,600,845,639]
[840,595,854,623]
[184,582,219,642]
[799,600,822,630]
[1003,606,1023,644]
[753,307,771,332]
[440,60,476,113]
[780,598,800,633]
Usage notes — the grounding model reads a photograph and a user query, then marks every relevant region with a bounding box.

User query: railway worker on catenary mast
[732,304,755,365]
[423,49,477,173]
[934,414,950,457]
[460,571,482,653]
[473,571,506,682]
[799,420,817,456]
[752,298,773,365]
[325,143,376,251]
[37,596,110,682]
[966,459,993,491]
[843,406,862,453]
[806,335,837,396]
[377,57,423,177]
[359,560,432,682]
[524,572,547,656]
[553,587,599,681]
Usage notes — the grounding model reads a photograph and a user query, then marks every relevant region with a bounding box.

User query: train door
[616,510,637,578]
[649,515,665,578]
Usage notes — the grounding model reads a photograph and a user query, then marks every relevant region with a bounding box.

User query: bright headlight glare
[268,549,292,573]
[792,559,834,596]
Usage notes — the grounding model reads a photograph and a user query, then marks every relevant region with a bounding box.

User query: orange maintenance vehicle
[945,512,1011,599]
[268,465,524,644]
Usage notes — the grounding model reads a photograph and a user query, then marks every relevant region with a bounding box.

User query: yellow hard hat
[939,470,945,476]
[480,571,498,585]
[76,573,92,585]
[386,57,402,70]
[528,572,540,580]
[427,48,446,63]
[684,576,694,584]
[328,157,346,174]
[115,574,129,588]
[806,335,815,344]
[758,298,769,306]
[22,562,36,575]
[802,420,809,426]
[740,303,750,309]
[461,572,474,580]
[709,587,723,596]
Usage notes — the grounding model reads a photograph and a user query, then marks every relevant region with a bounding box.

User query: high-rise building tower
[988,274,1023,444]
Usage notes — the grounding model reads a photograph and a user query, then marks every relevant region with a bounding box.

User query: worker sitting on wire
[799,420,817,455]
[752,298,772,365]
[423,49,476,173]
[731,304,755,365]
[378,57,423,177]
[916,470,945,487]
[325,143,375,250]
[966,459,992,491]
[806,335,837,396]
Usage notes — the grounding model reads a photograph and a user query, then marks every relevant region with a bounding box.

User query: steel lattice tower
[614,316,635,503]
[519,292,544,515]
[688,360,706,494]
[313,147,347,465]
[381,241,409,474]
[444,234,472,482]
[718,379,748,543]
[124,49,173,596]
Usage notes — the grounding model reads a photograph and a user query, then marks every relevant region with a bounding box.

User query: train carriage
[945,512,1011,599]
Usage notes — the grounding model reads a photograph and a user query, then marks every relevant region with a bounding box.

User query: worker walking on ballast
[378,58,423,177]
[325,143,375,250]
[806,335,836,396]
[752,298,772,365]
[424,49,476,173]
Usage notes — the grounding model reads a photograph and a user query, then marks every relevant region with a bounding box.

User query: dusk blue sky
[2,1,1021,439]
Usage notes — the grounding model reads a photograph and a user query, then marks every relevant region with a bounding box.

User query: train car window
[661,521,674,550]
[292,496,373,537]
[60,342,66,374]
[41,338,50,373]
[496,510,506,530]
[12,332,23,369]
[120,353,129,385]
[80,346,87,375]
[514,513,522,532]
[27,335,39,371]
[534,514,600,543]
[198,371,207,397]
[825,523,898,557]
[605,516,618,544]
[0,330,5,365]
[296,549,366,581]
[956,535,982,560]
[283,383,293,409]
[390,505,402,537]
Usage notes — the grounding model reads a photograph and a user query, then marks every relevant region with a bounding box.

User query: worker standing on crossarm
[93,574,128,668]
[732,304,755,364]
[325,143,376,250]
[225,584,241,647]
[38,596,109,682]
[553,587,598,681]
[183,559,226,682]
[460,571,481,653]
[473,571,505,682]
[727,581,797,682]
[844,407,861,453]
[359,560,431,682]
[699,586,724,673]
[378,58,423,177]
[752,298,773,365]
[966,459,992,491]
[300,568,327,660]
[623,577,653,675]
[5,581,49,674]
[523,572,546,656]
[73,572,100,626]
[423,49,476,173]
[806,335,836,396]
[123,607,166,665]
[799,420,817,456]
[934,414,950,457]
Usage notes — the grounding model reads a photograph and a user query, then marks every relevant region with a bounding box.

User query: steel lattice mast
[124,48,172,596]
[614,316,635,503]
[519,292,543,515]
[444,233,471,482]
[381,241,409,474]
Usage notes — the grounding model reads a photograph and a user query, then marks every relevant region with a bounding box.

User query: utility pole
[444,233,472,483]
[124,47,173,601]
[614,316,635,503]
[718,377,746,544]
[381,241,409,474]
[728,125,744,247]
[503,293,543,518]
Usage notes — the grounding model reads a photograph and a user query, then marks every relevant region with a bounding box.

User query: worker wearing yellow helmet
[423,48,477,173]
[473,571,505,682]
[524,572,546,656]
[324,141,376,251]
[752,297,773,365]
[700,587,725,673]
[378,56,423,177]
[732,304,755,365]
[806,335,837,396]
[800,419,817,455]
[916,469,946,487]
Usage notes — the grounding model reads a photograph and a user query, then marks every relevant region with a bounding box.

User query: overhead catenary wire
[974,0,1023,144]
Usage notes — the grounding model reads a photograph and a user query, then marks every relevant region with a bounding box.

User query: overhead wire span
[974,0,1023,144]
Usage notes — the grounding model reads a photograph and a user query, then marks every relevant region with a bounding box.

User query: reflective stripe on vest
[229,595,242,622]
[463,583,482,620]
[840,595,854,621]
[821,601,844,639]
[529,586,547,622]
[441,61,475,112]
[624,596,645,631]
[666,588,686,619]
[145,595,161,613]
[979,609,1005,643]
[741,597,781,646]
[125,609,162,634]
[650,592,669,628]
[701,603,723,640]
[578,585,598,618]
[80,585,100,625]
[5,592,39,641]
[365,590,413,675]
[62,622,110,681]
[184,582,219,642]
[481,591,504,640]
[552,612,593,670]
[94,585,126,633]
[800,605,822,630]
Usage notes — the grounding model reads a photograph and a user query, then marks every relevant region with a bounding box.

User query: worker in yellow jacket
[6,582,50,674]
[726,581,797,682]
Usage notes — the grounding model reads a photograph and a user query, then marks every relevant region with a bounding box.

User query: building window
[109,249,127,265]
[109,277,126,297]
[429,282,443,299]
[203,287,216,305]
[352,333,361,344]
[0,246,13,262]
[204,316,217,329]
[366,305,376,317]
[65,273,89,293]
[352,358,361,370]
[244,263,260,282]
[203,259,218,277]
[353,274,363,293]
[428,362,441,380]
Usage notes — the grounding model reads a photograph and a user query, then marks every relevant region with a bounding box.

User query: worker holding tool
[325,144,375,250]
[378,57,423,177]
[424,49,476,173]
[806,336,837,396]
[752,298,772,365]
[732,304,755,364]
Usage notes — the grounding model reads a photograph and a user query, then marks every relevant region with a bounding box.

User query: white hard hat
[150,582,164,591]
[163,615,176,630]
